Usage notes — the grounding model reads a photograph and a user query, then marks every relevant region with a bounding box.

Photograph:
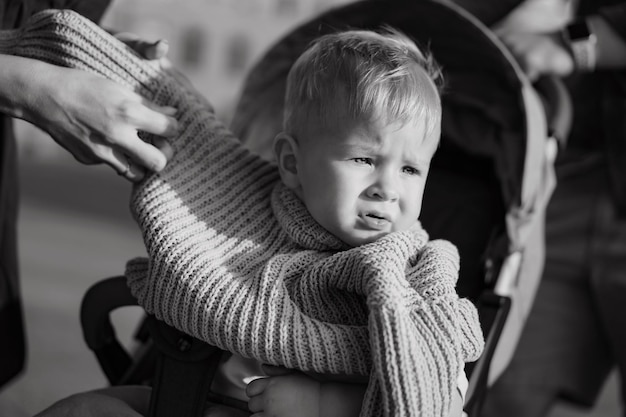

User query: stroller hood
[232,0,537,213]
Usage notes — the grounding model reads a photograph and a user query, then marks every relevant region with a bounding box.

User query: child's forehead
[340,112,433,140]
[304,114,437,155]
[327,85,438,129]
[353,118,437,152]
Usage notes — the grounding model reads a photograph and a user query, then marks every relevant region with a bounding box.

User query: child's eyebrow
[405,150,434,166]
[404,157,429,167]
[335,142,380,154]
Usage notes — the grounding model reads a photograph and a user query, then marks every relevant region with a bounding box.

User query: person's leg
[590,190,626,415]
[482,156,613,417]
[35,386,150,417]
[94,386,151,415]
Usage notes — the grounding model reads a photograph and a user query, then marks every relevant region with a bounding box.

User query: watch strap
[563,18,597,72]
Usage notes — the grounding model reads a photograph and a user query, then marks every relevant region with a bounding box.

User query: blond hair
[284,28,443,142]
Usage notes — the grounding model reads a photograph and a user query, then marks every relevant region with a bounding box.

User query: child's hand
[246,365,321,417]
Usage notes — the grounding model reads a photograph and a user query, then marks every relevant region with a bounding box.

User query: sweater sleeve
[0,9,283,329]
[0,9,277,227]
[407,239,485,363]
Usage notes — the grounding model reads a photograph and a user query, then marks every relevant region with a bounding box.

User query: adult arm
[0,1,178,180]
[494,1,626,79]
[590,8,626,69]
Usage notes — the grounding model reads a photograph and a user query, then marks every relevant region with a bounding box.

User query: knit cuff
[408,239,460,300]
[457,298,485,362]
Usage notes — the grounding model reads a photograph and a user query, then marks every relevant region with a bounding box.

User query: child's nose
[366,177,399,202]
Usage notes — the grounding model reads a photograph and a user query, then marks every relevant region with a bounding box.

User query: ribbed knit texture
[0,10,484,416]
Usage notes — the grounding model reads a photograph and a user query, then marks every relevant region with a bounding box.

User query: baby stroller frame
[77,1,571,416]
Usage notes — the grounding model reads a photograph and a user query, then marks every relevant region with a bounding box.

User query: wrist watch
[563,18,597,72]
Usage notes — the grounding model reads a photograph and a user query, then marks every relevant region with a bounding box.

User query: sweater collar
[271,183,350,252]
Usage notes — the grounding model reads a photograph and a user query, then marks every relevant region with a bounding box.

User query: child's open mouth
[360,212,391,230]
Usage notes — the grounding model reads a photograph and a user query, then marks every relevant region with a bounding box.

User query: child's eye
[352,157,373,165]
[402,166,421,176]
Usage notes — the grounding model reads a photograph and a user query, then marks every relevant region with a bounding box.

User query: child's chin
[346,231,389,247]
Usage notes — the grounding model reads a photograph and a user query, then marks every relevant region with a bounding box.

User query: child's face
[293,116,438,247]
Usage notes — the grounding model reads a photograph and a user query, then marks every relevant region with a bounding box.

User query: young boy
[3,12,483,417]
[206,29,482,417]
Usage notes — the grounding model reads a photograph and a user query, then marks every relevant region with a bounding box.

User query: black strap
[146,316,223,417]
[463,291,511,416]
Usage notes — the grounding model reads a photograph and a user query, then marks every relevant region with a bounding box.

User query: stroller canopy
[232,0,530,211]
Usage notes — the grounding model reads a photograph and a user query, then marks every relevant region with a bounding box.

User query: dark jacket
[0,0,110,389]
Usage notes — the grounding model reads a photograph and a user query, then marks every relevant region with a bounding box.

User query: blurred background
[0,0,621,416]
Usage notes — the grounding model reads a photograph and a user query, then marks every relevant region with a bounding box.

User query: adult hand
[493,0,574,35]
[117,34,211,109]
[1,29,180,182]
[24,60,178,181]
[499,31,574,80]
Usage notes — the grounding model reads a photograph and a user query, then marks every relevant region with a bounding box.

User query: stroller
[7,0,568,415]
[228,0,567,397]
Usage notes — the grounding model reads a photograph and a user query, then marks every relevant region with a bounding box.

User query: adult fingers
[114,132,171,174]
[125,99,179,138]
[110,148,145,182]
[116,32,169,61]
[96,129,173,180]
[246,377,270,398]
[142,39,169,60]
[52,131,145,182]
[151,136,174,161]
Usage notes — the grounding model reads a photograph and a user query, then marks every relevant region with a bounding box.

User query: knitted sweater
[0,10,484,416]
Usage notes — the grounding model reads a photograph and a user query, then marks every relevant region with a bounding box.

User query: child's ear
[273,132,301,191]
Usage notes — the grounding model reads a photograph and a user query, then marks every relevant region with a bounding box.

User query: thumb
[142,39,169,60]
[550,48,575,76]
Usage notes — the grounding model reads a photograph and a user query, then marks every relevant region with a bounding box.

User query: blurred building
[17,0,353,161]
[103,0,354,119]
